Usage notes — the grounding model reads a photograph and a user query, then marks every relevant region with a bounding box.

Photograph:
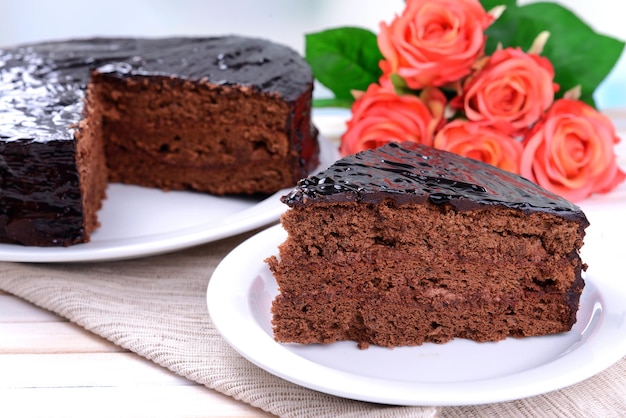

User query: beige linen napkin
[0,229,624,418]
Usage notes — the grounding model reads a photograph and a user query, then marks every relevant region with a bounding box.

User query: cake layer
[273,201,584,294]
[88,71,317,194]
[272,286,579,348]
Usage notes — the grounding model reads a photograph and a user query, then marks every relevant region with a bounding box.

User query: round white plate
[207,223,626,406]
[0,117,341,262]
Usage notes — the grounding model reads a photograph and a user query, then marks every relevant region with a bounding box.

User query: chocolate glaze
[0,36,313,143]
[283,142,590,226]
[0,36,315,246]
[0,139,84,246]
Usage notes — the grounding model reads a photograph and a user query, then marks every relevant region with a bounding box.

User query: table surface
[0,288,273,418]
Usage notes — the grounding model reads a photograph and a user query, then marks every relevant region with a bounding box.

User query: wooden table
[0,289,272,418]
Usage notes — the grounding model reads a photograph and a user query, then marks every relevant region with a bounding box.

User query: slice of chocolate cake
[267,142,589,348]
[0,37,318,246]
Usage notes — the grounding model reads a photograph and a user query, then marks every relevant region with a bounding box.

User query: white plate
[0,116,341,262]
[207,223,626,406]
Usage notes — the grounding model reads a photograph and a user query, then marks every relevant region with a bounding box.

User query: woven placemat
[0,229,624,417]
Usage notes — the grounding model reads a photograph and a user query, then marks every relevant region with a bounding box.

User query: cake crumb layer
[268,142,588,348]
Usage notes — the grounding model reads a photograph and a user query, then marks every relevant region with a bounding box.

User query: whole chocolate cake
[0,37,319,246]
[267,142,589,348]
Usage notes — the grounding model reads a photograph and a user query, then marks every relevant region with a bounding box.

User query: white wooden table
[0,289,272,418]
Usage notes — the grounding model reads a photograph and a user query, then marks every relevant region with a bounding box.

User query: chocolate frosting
[283,142,590,225]
[0,36,313,143]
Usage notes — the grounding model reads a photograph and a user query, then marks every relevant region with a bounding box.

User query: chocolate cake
[0,37,318,246]
[267,142,589,348]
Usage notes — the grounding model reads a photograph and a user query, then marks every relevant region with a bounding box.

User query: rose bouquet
[305,0,626,201]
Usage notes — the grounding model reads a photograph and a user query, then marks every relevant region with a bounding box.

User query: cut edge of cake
[267,142,589,349]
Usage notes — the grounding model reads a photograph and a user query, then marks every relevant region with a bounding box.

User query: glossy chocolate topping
[0,36,313,143]
[283,142,589,225]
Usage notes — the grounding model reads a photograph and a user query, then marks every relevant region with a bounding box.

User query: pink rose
[340,84,446,156]
[433,119,523,173]
[454,47,559,136]
[520,99,625,201]
[378,0,493,89]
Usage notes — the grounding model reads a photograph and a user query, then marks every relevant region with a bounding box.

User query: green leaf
[312,97,355,108]
[305,27,383,102]
[484,1,625,106]
[480,0,516,14]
